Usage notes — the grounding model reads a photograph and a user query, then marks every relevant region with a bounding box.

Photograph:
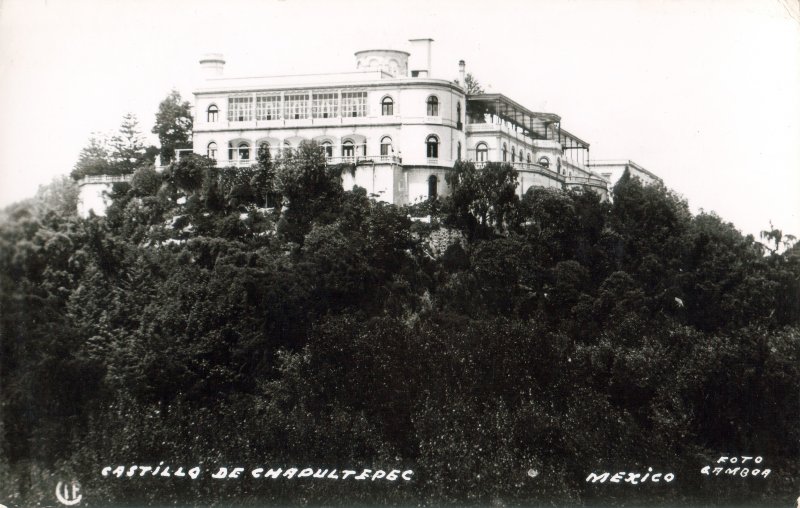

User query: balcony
[78,174,133,185]
[565,174,608,188]
[222,160,257,168]
[211,154,403,169]
[327,155,401,165]
[474,160,558,174]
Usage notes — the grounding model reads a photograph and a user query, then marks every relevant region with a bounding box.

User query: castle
[77,39,658,217]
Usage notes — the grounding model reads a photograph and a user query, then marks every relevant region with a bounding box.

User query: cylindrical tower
[354,49,410,77]
[199,53,226,78]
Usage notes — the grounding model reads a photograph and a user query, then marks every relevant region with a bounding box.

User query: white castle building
[77,39,657,216]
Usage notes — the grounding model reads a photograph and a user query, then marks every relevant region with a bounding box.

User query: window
[380,136,392,156]
[476,142,488,162]
[207,141,217,159]
[228,141,251,160]
[381,96,394,116]
[428,175,438,198]
[342,139,355,157]
[457,141,462,160]
[342,91,368,117]
[538,156,550,169]
[426,96,439,116]
[228,96,253,122]
[207,104,219,123]
[557,158,562,174]
[426,135,439,159]
[456,102,462,129]
[321,141,333,158]
[527,153,531,163]
[284,93,309,119]
[256,95,282,120]
[512,146,516,162]
[238,142,250,160]
[502,143,508,162]
[312,92,338,118]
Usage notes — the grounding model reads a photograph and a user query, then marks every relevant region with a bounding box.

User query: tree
[759,221,797,254]
[70,134,111,180]
[463,73,484,95]
[109,113,149,174]
[164,153,213,195]
[444,160,519,238]
[152,90,193,166]
[129,165,162,197]
[252,143,277,207]
[72,115,157,180]
[33,176,80,217]
[274,141,343,243]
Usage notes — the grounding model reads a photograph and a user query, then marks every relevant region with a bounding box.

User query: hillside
[1,144,798,506]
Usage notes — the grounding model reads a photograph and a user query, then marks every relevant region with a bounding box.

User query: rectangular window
[312,92,338,118]
[256,94,282,120]
[427,143,438,159]
[227,96,253,122]
[284,93,309,119]
[341,91,367,117]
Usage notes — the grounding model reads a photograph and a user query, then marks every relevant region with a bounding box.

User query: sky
[1,0,798,239]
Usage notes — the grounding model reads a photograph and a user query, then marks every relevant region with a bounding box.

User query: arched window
[426,135,439,159]
[207,141,218,159]
[457,141,462,160]
[380,136,393,156]
[456,102,462,129]
[381,96,394,116]
[238,141,250,160]
[426,96,439,116]
[476,142,488,162]
[321,141,333,158]
[342,139,355,158]
[527,153,531,163]
[428,175,438,198]
[512,146,516,162]
[207,104,219,122]
[538,156,550,169]
[502,143,508,162]
[557,157,562,174]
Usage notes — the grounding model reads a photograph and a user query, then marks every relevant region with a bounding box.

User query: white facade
[193,53,466,205]
[77,40,657,217]
[190,39,618,206]
[77,175,132,217]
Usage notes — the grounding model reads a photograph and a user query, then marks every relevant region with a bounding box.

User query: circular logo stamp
[55,479,82,506]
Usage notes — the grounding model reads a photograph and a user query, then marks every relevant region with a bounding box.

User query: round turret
[199,53,226,78]
[354,49,410,77]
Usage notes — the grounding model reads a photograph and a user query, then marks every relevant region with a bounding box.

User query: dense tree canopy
[2,146,798,506]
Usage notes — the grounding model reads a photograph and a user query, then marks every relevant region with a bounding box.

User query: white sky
[1,0,798,239]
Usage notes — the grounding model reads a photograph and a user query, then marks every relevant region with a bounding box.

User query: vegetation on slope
[1,130,798,506]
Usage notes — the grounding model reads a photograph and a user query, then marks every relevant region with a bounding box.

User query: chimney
[199,53,225,78]
[458,60,466,87]
[409,38,433,77]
